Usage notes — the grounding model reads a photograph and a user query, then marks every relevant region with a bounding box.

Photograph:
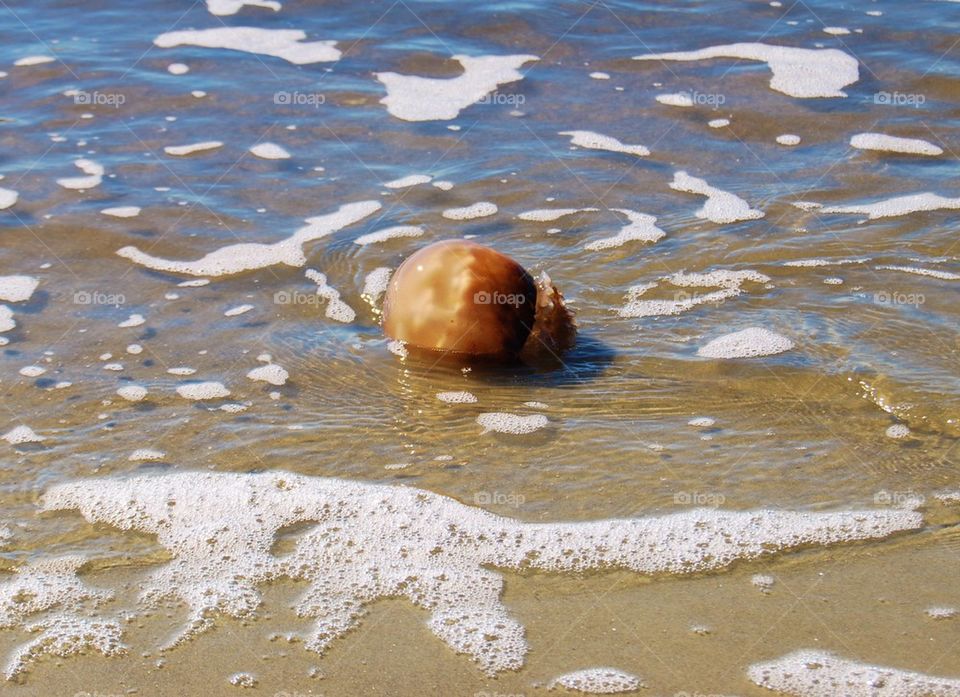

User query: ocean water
[1,0,959,695]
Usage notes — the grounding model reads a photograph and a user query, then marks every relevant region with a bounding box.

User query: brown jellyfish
[382,239,576,361]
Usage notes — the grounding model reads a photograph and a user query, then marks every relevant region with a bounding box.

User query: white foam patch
[376,54,537,121]
[0,556,122,678]
[2,425,44,444]
[37,471,922,675]
[875,265,960,280]
[885,424,911,440]
[247,364,289,386]
[19,366,45,377]
[305,269,356,323]
[207,0,281,16]
[619,269,770,318]
[589,71,610,79]
[634,43,859,98]
[168,367,196,376]
[361,267,392,305]
[518,208,597,222]
[0,188,18,210]
[101,206,141,218]
[656,92,693,107]
[927,607,957,620]
[432,180,454,191]
[823,26,851,35]
[117,385,148,402]
[384,174,432,189]
[130,449,165,462]
[851,133,942,156]
[437,391,478,404]
[442,202,498,220]
[249,142,291,160]
[224,304,254,317]
[354,225,424,246]
[118,314,145,328]
[548,667,643,694]
[697,327,795,359]
[671,171,764,224]
[14,56,55,67]
[783,258,865,267]
[688,417,716,427]
[0,276,38,303]
[777,134,801,146]
[0,307,15,333]
[708,118,730,128]
[164,141,223,156]
[176,382,230,400]
[118,201,381,277]
[477,412,548,434]
[559,130,649,157]
[748,650,960,696]
[821,193,960,220]
[585,209,665,251]
[57,159,104,190]
[155,28,340,64]
[167,62,189,75]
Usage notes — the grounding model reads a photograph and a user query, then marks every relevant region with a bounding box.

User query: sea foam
[155,27,340,64]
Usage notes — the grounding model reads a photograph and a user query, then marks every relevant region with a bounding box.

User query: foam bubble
[57,159,104,190]
[118,201,381,277]
[688,417,716,427]
[548,667,643,693]
[0,188,18,210]
[875,265,960,281]
[384,174,432,189]
[634,43,859,98]
[697,327,794,359]
[708,118,730,128]
[518,207,597,222]
[247,364,289,386]
[101,206,141,218]
[885,423,911,439]
[168,367,196,376]
[224,304,254,317]
[671,171,764,223]
[376,54,537,121]
[129,449,164,461]
[850,133,942,156]
[167,62,189,75]
[354,225,423,246]
[207,0,280,15]
[559,130,649,157]
[820,193,960,220]
[589,71,610,79]
[117,385,148,402]
[442,202,498,220]
[432,180,454,191]
[19,365,45,377]
[0,276,38,303]
[14,56,55,67]
[164,141,223,156]
[477,412,548,434]
[437,391,478,404]
[305,269,355,323]
[927,607,957,620]
[176,382,230,400]
[656,92,693,107]
[37,471,922,675]
[747,650,960,696]
[584,209,665,251]
[118,314,145,328]
[249,143,290,160]
[619,270,770,318]
[752,573,776,592]
[3,426,44,444]
[155,27,340,64]
[777,134,801,145]
[361,267,392,306]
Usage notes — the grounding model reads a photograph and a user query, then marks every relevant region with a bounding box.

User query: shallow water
[1,0,959,694]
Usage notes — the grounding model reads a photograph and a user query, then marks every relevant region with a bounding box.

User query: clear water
[0,0,958,694]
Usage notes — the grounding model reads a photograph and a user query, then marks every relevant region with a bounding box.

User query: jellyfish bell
[382,239,575,362]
